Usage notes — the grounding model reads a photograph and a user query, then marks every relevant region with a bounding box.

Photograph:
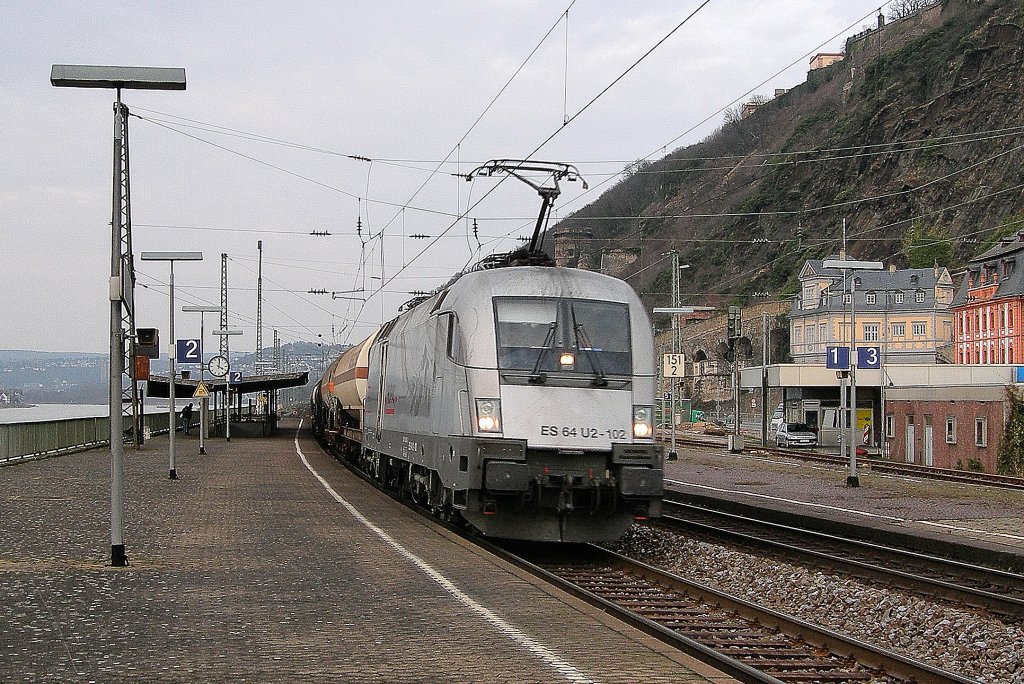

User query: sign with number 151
[662,353,686,378]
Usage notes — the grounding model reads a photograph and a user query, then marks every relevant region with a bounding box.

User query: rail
[660,500,1024,619]
[672,434,1024,491]
[485,542,976,684]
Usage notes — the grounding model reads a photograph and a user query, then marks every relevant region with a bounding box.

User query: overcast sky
[2,1,890,354]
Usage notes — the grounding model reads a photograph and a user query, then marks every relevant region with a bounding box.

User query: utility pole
[220,253,229,432]
[671,251,680,458]
[761,312,769,447]
[256,240,263,368]
[728,306,742,452]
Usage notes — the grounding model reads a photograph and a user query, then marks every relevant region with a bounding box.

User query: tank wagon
[312,265,662,542]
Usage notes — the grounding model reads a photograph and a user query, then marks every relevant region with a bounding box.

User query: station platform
[0,421,735,684]
[665,441,1024,570]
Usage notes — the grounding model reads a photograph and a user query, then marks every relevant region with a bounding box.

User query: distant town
[0,342,344,407]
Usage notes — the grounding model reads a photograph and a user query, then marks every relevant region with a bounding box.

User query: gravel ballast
[612,524,1024,684]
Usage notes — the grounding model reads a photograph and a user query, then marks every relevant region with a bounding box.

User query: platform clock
[208,355,229,377]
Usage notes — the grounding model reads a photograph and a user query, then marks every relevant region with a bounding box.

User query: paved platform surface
[665,441,1024,566]
[0,421,735,684]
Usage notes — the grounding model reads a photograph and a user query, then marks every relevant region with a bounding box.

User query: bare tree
[888,0,935,20]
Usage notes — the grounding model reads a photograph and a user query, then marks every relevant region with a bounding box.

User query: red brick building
[952,232,1024,364]
[884,386,1005,472]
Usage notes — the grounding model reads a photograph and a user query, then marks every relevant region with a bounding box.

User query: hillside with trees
[553,0,1024,317]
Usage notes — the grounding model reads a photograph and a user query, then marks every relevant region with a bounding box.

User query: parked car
[769,403,785,434]
[775,422,817,448]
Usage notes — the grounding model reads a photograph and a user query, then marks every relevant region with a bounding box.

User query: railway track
[673,435,1024,492]
[489,541,977,684]
[318,429,988,681]
[659,500,1024,620]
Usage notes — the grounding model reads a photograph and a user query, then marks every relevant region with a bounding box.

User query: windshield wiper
[570,306,608,387]
[528,321,557,384]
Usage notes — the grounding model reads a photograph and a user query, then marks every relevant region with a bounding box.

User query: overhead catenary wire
[552,3,896,217]
[127,1,1020,344]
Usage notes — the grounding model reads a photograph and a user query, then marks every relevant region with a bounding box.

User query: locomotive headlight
[475,398,502,433]
[632,405,653,439]
[559,352,575,369]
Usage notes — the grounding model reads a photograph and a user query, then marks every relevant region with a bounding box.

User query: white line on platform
[666,479,1024,543]
[295,422,594,684]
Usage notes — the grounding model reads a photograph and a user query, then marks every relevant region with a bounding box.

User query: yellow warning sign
[193,381,210,399]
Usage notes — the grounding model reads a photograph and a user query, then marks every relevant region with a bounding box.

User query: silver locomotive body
[336,265,661,542]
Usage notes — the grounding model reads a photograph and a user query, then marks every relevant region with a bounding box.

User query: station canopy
[145,371,308,399]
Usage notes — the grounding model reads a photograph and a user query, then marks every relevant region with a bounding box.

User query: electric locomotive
[312,263,662,542]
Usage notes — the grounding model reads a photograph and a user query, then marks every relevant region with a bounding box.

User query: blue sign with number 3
[857,346,881,369]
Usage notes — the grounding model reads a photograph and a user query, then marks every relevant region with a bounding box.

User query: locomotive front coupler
[556,482,574,514]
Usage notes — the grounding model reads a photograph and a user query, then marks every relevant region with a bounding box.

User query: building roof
[146,371,309,399]
[803,258,947,289]
[952,232,1024,307]
[795,258,952,315]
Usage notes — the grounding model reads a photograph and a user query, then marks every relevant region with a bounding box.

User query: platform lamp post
[213,329,243,441]
[51,64,186,568]
[823,256,883,487]
[182,305,220,455]
[141,252,203,480]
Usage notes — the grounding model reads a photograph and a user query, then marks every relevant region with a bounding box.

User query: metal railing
[0,412,170,465]
[1,405,263,465]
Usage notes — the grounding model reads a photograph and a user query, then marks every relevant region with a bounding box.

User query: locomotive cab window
[494,297,631,380]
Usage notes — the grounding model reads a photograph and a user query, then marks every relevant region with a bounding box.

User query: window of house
[843,293,851,304]
[864,323,879,341]
[894,292,905,304]
[819,323,827,344]
[1004,260,1014,278]
[885,413,894,438]
[794,327,803,344]
[975,417,988,447]
[892,322,906,337]
[915,290,925,303]
[866,292,876,305]
[945,417,957,444]
[912,321,926,337]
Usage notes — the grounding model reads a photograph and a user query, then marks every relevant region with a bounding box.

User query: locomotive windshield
[494,297,631,379]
